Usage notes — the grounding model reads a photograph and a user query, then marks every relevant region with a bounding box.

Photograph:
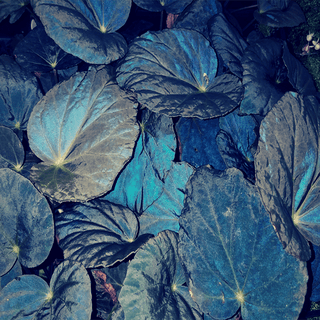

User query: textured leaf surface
[119,230,202,320]
[139,161,194,235]
[0,169,54,276]
[255,92,320,261]
[0,275,50,319]
[14,25,82,73]
[55,200,153,268]
[34,0,130,64]
[311,245,320,302]
[117,28,243,118]
[133,0,192,13]
[0,259,22,290]
[28,66,139,202]
[0,0,28,23]
[179,166,308,319]
[0,55,43,130]
[103,110,175,214]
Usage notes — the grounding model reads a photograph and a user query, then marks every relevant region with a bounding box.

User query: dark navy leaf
[139,161,194,235]
[14,25,82,73]
[179,166,308,319]
[174,0,222,39]
[0,126,24,172]
[208,13,248,78]
[103,110,175,215]
[311,245,320,302]
[0,275,50,319]
[117,28,243,119]
[255,92,320,261]
[27,66,139,202]
[133,0,192,13]
[176,117,226,170]
[55,200,153,268]
[254,0,305,28]
[0,55,43,130]
[0,169,54,276]
[119,230,202,320]
[0,0,29,23]
[34,0,131,64]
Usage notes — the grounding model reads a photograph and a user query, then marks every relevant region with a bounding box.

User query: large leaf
[176,117,226,170]
[116,28,243,119]
[55,200,153,268]
[119,230,203,320]
[133,0,192,13]
[14,25,82,73]
[0,260,92,319]
[27,66,139,202]
[139,161,194,235]
[254,0,306,28]
[0,260,22,290]
[255,92,320,261]
[33,0,131,64]
[208,13,248,78]
[103,110,176,215]
[0,55,43,130]
[0,169,54,276]
[179,166,308,319]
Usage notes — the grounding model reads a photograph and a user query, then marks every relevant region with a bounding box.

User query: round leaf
[27,66,139,202]
[117,28,243,119]
[179,166,308,319]
[34,0,130,64]
[0,169,54,276]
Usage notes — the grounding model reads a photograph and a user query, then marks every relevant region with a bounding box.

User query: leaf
[55,200,153,268]
[311,244,320,302]
[255,92,320,261]
[14,25,82,73]
[119,230,203,320]
[208,13,248,78]
[0,259,22,290]
[34,0,131,64]
[174,0,222,38]
[254,0,306,28]
[139,161,194,235]
[0,126,24,172]
[27,66,139,202]
[133,0,193,13]
[103,110,176,215]
[0,168,54,276]
[117,28,243,119]
[0,55,43,130]
[179,166,308,319]
[0,0,29,24]
[176,117,226,170]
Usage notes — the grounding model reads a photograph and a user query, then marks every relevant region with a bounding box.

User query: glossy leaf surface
[55,200,153,268]
[28,66,139,202]
[0,55,43,130]
[34,0,130,64]
[0,169,54,276]
[179,166,308,319]
[255,92,320,261]
[119,230,202,320]
[117,28,243,119]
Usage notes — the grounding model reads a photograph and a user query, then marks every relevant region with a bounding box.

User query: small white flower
[307,32,314,42]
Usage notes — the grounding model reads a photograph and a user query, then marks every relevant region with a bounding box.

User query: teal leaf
[27,66,139,202]
[255,92,320,261]
[33,0,131,64]
[55,200,153,268]
[119,230,203,320]
[0,169,54,276]
[179,166,308,319]
[117,28,243,119]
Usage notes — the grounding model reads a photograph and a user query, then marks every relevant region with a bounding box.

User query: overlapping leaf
[0,169,54,276]
[116,28,243,119]
[55,200,153,268]
[255,92,320,261]
[133,0,192,13]
[119,230,203,320]
[34,0,131,64]
[179,166,308,319]
[0,0,29,23]
[28,66,140,202]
